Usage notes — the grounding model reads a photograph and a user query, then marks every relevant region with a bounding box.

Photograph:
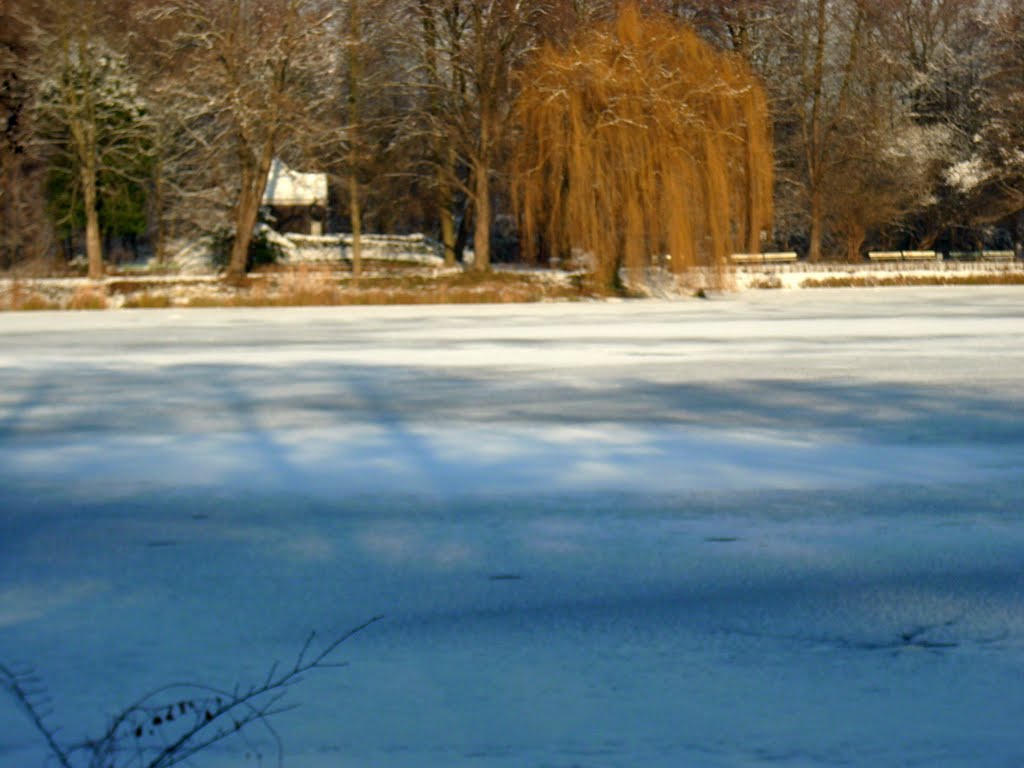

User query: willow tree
[513,3,772,291]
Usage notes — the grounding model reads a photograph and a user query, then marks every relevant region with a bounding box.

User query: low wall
[282,233,444,266]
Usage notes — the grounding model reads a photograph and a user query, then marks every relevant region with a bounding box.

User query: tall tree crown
[513,2,773,289]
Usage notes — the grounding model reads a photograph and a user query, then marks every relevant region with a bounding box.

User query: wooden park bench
[730,252,798,264]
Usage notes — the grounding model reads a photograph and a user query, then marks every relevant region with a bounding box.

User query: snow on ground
[1,287,1024,767]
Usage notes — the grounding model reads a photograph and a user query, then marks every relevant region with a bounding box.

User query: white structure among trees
[263,158,328,235]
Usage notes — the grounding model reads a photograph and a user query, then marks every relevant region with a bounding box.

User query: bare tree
[824,119,947,260]
[150,0,334,283]
[403,0,548,272]
[983,2,1024,214]
[124,0,199,266]
[343,0,366,277]
[950,0,1024,244]
[662,0,789,66]
[817,2,949,260]
[890,0,982,122]
[0,0,52,270]
[772,0,872,261]
[876,0,994,250]
[405,0,464,265]
[326,0,402,277]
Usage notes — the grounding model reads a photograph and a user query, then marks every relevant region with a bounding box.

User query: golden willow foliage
[512,3,773,291]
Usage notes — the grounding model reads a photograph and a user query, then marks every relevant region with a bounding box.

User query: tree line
[1,0,1022,282]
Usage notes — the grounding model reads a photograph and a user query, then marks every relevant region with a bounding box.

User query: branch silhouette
[2,615,383,768]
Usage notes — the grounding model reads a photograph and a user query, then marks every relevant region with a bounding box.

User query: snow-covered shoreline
[2,257,1022,310]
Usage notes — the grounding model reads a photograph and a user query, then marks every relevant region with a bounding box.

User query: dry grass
[66,285,109,310]
[185,265,340,307]
[343,269,589,304]
[747,276,784,290]
[800,273,1024,288]
[4,264,1021,311]
[185,294,237,308]
[182,267,591,308]
[2,282,60,311]
[122,292,174,308]
[269,264,341,305]
[107,279,169,294]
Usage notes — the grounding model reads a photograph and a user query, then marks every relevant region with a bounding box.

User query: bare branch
[2,616,383,768]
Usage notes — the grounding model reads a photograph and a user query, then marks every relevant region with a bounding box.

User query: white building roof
[263,158,327,206]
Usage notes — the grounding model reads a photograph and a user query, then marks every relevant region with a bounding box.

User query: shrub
[206,227,284,273]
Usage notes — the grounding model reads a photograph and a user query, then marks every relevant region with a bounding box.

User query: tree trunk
[472,156,490,272]
[805,0,827,264]
[151,154,167,266]
[594,249,623,295]
[439,146,457,266]
[227,180,257,283]
[808,186,823,263]
[80,157,103,280]
[471,105,492,272]
[454,198,472,262]
[227,150,273,284]
[346,0,363,279]
[845,223,865,263]
[419,3,458,267]
[439,184,457,266]
[348,172,362,279]
[1014,211,1023,259]
[745,131,761,255]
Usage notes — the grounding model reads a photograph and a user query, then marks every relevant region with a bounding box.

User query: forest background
[1,0,1023,285]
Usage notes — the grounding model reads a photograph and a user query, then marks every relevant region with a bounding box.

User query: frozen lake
[2,287,1023,767]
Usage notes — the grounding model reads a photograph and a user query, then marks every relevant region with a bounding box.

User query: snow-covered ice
[1,287,1023,766]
